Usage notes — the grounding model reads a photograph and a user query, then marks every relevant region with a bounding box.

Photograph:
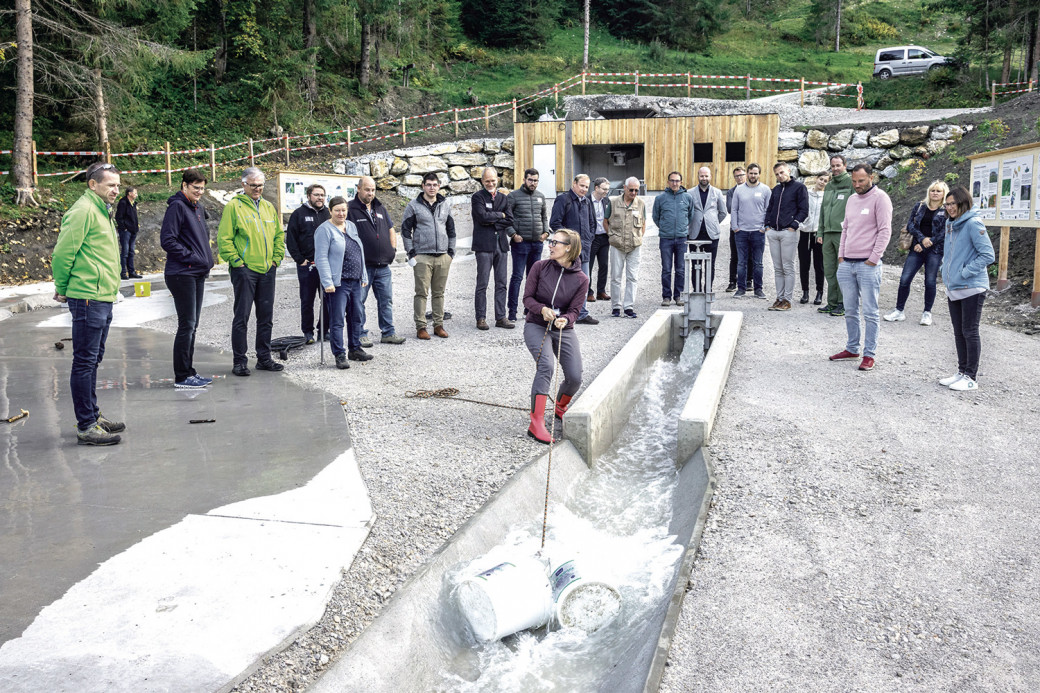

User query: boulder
[776,149,799,162]
[397,185,422,200]
[798,149,831,176]
[915,139,951,159]
[427,143,459,155]
[881,165,900,179]
[806,129,830,149]
[375,176,399,190]
[448,166,470,181]
[449,178,481,194]
[393,146,431,157]
[402,174,424,186]
[852,130,871,148]
[456,140,484,153]
[875,154,894,170]
[778,131,807,149]
[502,170,514,188]
[828,129,855,151]
[501,137,515,153]
[469,166,486,179]
[390,157,409,175]
[483,139,502,154]
[369,159,391,179]
[869,129,900,148]
[407,155,449,173]
[845,148,886,167]
[445,152,488,166]
[899,126,930,145]
[492,153,515,169]
[888,145,912,160]
[339,159,369,177]
[437,171,450,186]
[930,124,964,141]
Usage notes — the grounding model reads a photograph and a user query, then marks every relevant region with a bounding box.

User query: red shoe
[527,394,556,444]
[829,349,860,361]
[858,356,875,371]
[554,393,573,419]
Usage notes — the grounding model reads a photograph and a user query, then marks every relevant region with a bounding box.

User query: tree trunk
[13,0,38,207]
[835,0,842,53]
[1031,9,1040,83]
[360,18,371,88]
[93,67,109,151]
[303,0,318,103]
[583,0,590,72]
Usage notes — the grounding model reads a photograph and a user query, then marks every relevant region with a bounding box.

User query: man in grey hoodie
[729,163,771,298]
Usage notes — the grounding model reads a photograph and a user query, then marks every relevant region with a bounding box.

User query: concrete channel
[309,308,742,693]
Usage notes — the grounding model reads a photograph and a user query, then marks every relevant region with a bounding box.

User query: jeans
[949,292,985,379]
[895,248,941,312]
[578,260,591,320]
[734,230,764,292]
[361,265,396,338]
[66,298,113,431]
[589,234,610,294]
[296,263,330,339]
[765,228,799,301]
[329,279,364,355]
[413,253,451,329]
[821,233,843,307]
[118,230,137,275]
[230,265,276,366]
[508,240,543,321]
[660,237,686,300]
[610,245,641,310]
[475,247,508,321]
[836,260,882,358]
[524,322,582,397]
[798,232,824,293]
[166,274,206,382]
[728,227,753,285]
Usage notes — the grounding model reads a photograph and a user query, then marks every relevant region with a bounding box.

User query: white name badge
[486,203,493,209]
[754,192,762,197]
[305,216,314,222]
[376,213,383,219]
[860,208,870,215]
[838,195,846,200]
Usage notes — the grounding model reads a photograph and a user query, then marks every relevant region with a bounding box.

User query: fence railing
[991,79,1036,106]
[1,71,863,182]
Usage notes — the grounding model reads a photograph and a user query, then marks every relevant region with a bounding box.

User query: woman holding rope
[523,228,588,444]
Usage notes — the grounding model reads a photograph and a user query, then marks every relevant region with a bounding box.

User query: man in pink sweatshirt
[829,163,892,371]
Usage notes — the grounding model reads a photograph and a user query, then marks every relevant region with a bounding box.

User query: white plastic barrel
[549,559,622,633]
[457,557,554,642]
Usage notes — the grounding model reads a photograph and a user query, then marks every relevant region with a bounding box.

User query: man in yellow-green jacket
[217,166,285,376]
[51,162,126,446]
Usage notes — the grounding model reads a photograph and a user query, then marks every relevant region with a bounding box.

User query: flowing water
[437,338,705,693]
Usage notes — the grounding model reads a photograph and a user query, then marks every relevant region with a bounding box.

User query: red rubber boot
[554,393,573,419]
[527,394,555,444]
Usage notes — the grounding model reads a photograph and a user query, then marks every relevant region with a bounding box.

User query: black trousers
[728,228,754,285]
[949,292,985,379]
[230,265,276,366]
[589,234,610,294]
[798,232,825,293]
[296,263,330,338]
[167,273,206,382]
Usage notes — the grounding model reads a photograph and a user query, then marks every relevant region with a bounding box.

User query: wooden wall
[514,114,780,192]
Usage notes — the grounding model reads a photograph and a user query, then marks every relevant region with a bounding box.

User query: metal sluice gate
[680,240,715,350]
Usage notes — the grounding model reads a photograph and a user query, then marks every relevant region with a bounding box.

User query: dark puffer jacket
[508,185,549,243]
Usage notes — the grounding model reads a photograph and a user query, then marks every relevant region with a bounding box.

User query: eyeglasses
[245,182,264,189]
[626,188,639,192]
[188,184,206,192]
[943,202,959,208]
[547,239,571,247]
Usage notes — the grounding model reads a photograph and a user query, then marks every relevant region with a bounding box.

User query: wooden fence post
[105,141,112,165]
[31,140,38,187]
[484,104,489,133]
[165,141,172,186]
[582,72,587,95]
[635,70,639,96]
[746,75,751,100]
[209,143,216,181]
[454,109,459,138]
[1033,228,1040,307]
[347,126,352,156]
[402,116,407,145]
[284,134,290,166]
[248,138,255,166]
[991,82,997,108]
[996,226,1010,291]
[800,77,805,108]
[512,98,517,123]
[687,72,691,98]
[554,84,559,107]
[1030,79,1035,94]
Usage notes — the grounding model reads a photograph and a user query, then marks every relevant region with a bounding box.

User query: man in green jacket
[51,162,126,445]
[218,166,285,376]
[816,155,854,316]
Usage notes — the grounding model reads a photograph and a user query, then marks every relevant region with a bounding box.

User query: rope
[404,388,530,411]
[540,322,563,550]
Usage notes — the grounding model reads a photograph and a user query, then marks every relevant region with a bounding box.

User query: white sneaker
[939,373,963,387]
[949,376,977,391]
[884,309,905,322]
[920,311,932,326]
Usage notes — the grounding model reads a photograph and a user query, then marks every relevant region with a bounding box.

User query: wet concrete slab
[0,307,362,660]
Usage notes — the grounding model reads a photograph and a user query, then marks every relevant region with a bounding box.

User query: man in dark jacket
[549,173,599,325]
[725,167,753,292]
[115,186,141,279]
[507,167,549,322]
[285,183,330,343]
[763,162,809,310]
[349,176,405,345]
[471,167,515,330]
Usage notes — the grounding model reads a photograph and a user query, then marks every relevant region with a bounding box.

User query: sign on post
[275,170,361,217]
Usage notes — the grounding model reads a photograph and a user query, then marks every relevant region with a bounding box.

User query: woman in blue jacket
[939,186,994,392]
[884,181,948,326]
[314,197,370,369]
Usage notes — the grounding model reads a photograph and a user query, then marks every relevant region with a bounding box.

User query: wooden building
[513,113,781,196]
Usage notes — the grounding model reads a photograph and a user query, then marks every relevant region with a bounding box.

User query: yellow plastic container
[133,281,151,297]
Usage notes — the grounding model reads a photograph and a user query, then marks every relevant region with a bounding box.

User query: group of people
[49,150,995,447]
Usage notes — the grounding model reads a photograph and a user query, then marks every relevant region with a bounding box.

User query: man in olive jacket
[607,177,647,318]
[217,167,286,375]
[817,154,854,316]
[51,162,126,445]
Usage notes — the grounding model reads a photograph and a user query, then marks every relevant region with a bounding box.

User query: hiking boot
[348,349,373,362]
[884,309,905,322]
[335,353,350,369]
[381,334,406,344]
[77,423,121,446]
[725,282,737,292]
[495,318,515,329]
[232,363,251,376]
[830,304,845,317]
[255,360,284,372]
[817,304,833,313]
[829,349,860,361]
[97,414,126,433]
[662,299,672,306]
[359,336,373,348]
[476,319,490,330]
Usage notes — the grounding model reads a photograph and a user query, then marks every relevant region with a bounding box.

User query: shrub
[944,172,959,183]
[978,119,1010,140]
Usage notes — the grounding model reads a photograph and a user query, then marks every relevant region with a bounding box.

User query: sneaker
[175,374,209,389]
[829,349,860,361]
[305,334,315,345]
[624,308,638,318]
[97,414,126,433]
[733,289,747,297]
[675,299,685,306]
[77,423,121,446]
[725,282,737,292]
[753,289,767,299]
[777,300,791,311]
[576,315,600,325]
[255,360,284,372]
[817,304,834,313]
[949,376,978,391]
[858,356,875,371]
[768,300,781,310]
[884,309,905,322]
[360,336,374,348]
[830,305,845,317]
[661,299,672,306]
[381,334,406,344]
[939,373,963,387]
[335,353,350,370]
[612,308,621,317]
[129,272,144,279]
[348,349,373,362]
[920,311,932,326]
[195,375,214,385]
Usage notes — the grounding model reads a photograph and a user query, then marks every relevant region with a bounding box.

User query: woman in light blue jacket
[939,186,994,392]
[314,197,370,369]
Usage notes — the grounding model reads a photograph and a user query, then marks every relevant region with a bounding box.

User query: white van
[873,46,949,79]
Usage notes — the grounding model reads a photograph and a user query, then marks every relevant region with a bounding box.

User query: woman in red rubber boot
[522,228,588,443]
